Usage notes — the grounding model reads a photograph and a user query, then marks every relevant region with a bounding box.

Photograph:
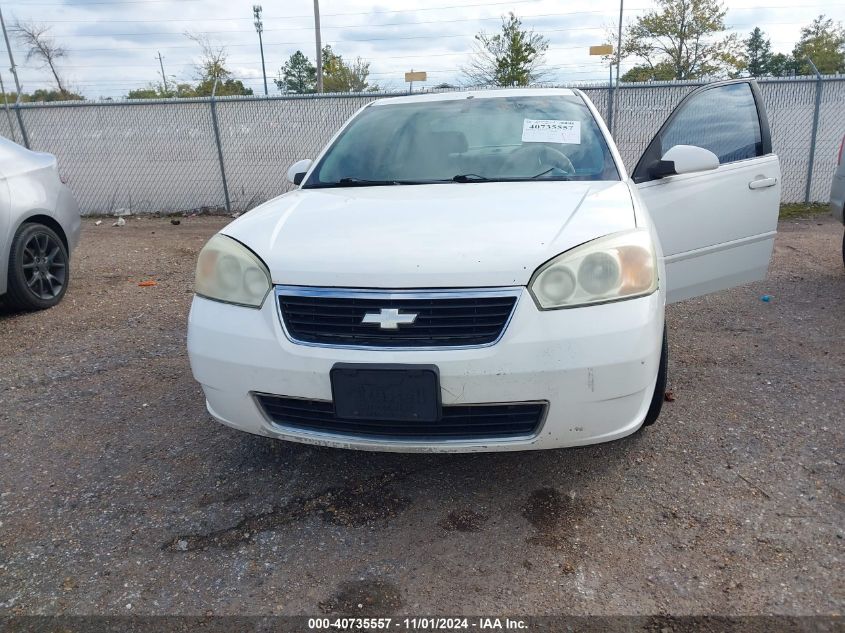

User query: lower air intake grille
[255,394,546,441]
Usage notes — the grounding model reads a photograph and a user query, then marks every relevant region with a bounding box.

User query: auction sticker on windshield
[521,119,581,144]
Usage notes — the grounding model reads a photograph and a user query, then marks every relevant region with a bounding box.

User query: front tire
[6,223,69,311]
[642,327,668,426]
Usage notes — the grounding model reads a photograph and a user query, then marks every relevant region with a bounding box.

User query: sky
[0,0,843,99]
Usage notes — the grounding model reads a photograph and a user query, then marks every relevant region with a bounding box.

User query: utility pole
[0,5,23,97]
[615,0,624,85]
[253,5,268,96]
[156,51,169,95]
[0,69,18,143]
[314,0,323,93]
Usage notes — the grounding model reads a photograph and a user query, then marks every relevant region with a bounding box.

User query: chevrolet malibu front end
[188,89,672,452]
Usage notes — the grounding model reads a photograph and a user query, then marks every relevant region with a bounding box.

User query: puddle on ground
[319,579,403,615]
[163,471,412,551]
[438,509,487,532]
[521,487,585,548]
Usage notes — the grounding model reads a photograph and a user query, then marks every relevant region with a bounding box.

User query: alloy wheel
[21,231,67,300]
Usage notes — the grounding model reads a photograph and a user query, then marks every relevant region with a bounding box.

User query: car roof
[368,87,578,107]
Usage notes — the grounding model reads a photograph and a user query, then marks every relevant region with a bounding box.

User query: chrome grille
[276,287,520,349]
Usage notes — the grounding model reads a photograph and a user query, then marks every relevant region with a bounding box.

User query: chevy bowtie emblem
[361,308,418,329]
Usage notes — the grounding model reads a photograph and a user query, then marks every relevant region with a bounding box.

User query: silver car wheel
[22,230,68,300]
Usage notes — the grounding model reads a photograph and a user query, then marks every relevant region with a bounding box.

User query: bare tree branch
[12,21,67,93]
[184,31,230,82]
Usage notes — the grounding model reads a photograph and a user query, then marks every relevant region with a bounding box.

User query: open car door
[633,79,780,303]
[0,175,9,295]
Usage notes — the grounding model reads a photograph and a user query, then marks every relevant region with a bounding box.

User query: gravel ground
[0,215,842,617]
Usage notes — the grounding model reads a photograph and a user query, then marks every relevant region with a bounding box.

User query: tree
[767,52,799,77]
[184,32,253,96]
[2,89,82,103]
[13,21,70,94]
[464,12,548,86]
[346,57,374,92]
[127,86,163,100]
[127,83,196,99]
[186,32,229,83]
[276,50,316,93]
[619,0,742,80]
[321,45,345,91]
[124,35,253,100]
[792,15,845,74]
[172,83,197,98]
[744,27,772,77]
[320,45,374,92]
[621,61,676,82]
[190,77,251,96]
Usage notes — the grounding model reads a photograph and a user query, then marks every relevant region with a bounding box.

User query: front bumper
[56,184,82,252]
[187,288,664,452]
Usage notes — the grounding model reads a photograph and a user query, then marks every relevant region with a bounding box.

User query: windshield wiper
[530,167,557,179]
[452,171,572,183]
[452,173,492,183]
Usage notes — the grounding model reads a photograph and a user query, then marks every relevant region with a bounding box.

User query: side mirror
[649,145,719,179]
[286,159,313,186]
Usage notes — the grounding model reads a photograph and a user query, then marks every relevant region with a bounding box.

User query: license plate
[330,364,441,422]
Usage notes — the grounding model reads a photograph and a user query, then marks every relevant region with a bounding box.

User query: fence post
[13,92,30,149]
[804,59,823,204]
[607,64,615,133]
[209,78,232,213]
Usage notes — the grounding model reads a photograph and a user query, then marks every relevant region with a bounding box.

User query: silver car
[0,137,81,310]
[831,133,845,267]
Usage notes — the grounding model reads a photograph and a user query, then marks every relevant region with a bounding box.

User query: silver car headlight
[529,229,657,310]
[195,234,271,308]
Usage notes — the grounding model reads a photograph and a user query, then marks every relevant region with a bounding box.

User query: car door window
[662,83,763,163]
[632,81,769,183]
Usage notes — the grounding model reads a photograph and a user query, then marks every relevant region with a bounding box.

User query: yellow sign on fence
[404,71,427,83]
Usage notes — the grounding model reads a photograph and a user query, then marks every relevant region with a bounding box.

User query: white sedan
[187,82,780,452]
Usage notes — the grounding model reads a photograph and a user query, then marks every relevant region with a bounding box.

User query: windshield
[303,94,619,187]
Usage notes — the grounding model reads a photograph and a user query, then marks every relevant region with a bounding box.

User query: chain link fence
[1,76,842,215]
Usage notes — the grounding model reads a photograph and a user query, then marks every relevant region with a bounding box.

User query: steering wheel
[503,144,575,177]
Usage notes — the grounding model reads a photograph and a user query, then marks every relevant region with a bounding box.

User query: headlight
[529,229,657,309]
[195,234,271,308]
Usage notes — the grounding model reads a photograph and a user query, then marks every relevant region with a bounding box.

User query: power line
[4,1,834,98]
[5,0,203,4]
[0,29,802,54]
[37,66,618,87]
[14,25,609,41]
[9,18,817,43]
[9,0,544,21]
[23,3,845,25]
[93,10,619,31]
[17,59,612,74]
[7,45,606,74]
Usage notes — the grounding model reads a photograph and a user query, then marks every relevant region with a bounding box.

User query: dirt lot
[0,215,842,617]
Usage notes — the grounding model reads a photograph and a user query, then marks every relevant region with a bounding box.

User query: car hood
[222,181,635,288]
